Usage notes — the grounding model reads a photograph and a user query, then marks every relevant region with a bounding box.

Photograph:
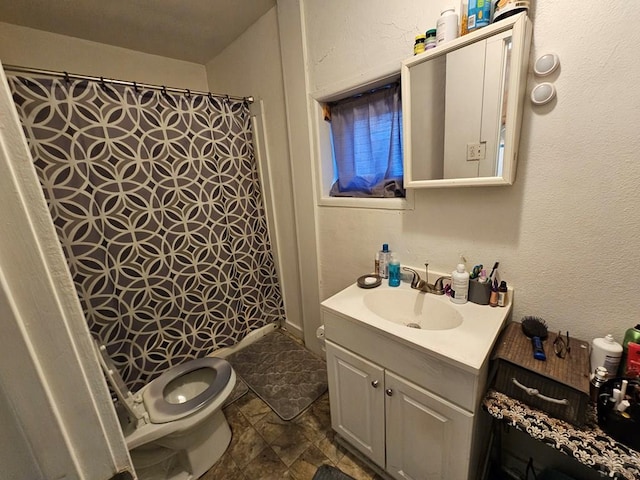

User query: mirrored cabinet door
[402,13,531,188]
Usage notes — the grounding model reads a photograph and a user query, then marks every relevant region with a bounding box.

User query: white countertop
[321,279,512,373]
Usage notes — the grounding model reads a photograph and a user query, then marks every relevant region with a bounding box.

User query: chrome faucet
[402,263,451,295]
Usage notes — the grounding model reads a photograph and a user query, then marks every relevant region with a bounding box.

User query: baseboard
[283,320,303,339]
[209,322,279,359]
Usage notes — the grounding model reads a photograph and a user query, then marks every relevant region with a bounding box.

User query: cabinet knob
[371,380,379,388]
[385,388,393,396]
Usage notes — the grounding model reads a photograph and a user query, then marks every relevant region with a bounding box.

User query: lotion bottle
[451,263,469,304]
[591,334,622,379]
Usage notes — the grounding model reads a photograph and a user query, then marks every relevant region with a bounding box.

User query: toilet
[94,341,236,480]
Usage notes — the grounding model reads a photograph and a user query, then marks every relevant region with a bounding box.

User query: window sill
[317,190,414,210]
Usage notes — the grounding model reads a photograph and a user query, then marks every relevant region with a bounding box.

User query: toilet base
[130,409,232,480]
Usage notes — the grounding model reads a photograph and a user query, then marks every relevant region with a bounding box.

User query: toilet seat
[142,357,232,424]
[93,340,232,425]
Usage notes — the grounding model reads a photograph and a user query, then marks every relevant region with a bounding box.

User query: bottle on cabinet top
[436,7,459,45]
[467,0,491,32]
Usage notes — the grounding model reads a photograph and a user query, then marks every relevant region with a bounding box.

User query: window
[327,83,404,198]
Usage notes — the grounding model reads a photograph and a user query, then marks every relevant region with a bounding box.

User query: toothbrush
[488,262,499,280]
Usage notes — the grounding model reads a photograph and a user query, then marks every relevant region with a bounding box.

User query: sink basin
[363,289,463,330]
[320,273,512,372]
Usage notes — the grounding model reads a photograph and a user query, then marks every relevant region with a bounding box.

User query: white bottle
[377,244,391,279]
[436,7,459,46]
[450,263,469,304]
[591,334,623,378]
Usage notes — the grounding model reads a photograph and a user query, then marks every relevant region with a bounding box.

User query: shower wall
[9,75,285,391]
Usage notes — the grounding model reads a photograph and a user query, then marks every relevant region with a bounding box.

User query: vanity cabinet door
[326,341,385,467]
[385,370,474,480]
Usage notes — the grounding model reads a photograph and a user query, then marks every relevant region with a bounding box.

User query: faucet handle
[434,275,451,293]
[424,262,429,281]
[402,267,422,289]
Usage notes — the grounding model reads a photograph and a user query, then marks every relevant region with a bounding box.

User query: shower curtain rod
[3,64,254,104]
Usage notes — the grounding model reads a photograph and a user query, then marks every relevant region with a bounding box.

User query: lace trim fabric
[483,389,640,479]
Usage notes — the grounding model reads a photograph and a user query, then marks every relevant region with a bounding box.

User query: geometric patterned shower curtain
[8,75,285,392]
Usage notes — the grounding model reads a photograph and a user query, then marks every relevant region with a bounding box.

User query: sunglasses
[553,331,571,359]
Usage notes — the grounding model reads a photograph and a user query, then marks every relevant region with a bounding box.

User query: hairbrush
[521,316,548,361]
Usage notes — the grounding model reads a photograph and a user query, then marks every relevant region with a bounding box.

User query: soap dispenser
[451,263,469,304]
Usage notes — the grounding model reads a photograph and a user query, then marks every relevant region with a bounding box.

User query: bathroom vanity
[321,280,512,479]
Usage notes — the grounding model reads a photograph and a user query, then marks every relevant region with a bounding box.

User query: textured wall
[0,22,208,90]
[301,1,640,345]
[205,8,305,337]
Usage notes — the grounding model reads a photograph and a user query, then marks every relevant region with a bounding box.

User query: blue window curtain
[329,83,404,197]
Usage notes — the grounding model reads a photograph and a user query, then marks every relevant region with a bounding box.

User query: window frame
[311,73,414,211]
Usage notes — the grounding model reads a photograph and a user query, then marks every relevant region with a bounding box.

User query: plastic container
[425,29,437,50]
[493,0,530,23]
[388,254,401,287]
[413,34,426,55]
[460,0,469,36]
[467,0,491,32]
[591,334,623,379]
[626,342,640,377]
[436,7,459,45]
[469,278,491,305]
[450,263,469,304]
[621,324,640,376]
[378,244,391,279]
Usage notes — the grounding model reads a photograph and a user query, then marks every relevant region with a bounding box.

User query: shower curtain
[8,75,285,391]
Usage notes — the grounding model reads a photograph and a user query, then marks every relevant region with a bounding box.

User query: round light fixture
[531,82,556,106]
[534,53,560,76]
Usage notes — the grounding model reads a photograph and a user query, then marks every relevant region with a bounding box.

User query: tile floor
[202,390,385,480]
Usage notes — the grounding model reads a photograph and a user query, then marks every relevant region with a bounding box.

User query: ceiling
[0,0,276,64]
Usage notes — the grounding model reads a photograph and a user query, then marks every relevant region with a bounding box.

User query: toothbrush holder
[469,279,491,305]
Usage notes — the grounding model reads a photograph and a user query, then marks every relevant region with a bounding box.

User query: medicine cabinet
[401,13,531,188]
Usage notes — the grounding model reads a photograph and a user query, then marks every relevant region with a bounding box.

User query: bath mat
[313,465,355,480]
[223,377,249,408]
[226,330,328,420]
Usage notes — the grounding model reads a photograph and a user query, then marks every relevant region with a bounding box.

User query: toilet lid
[142,357,232,424]
[93,340,148,424]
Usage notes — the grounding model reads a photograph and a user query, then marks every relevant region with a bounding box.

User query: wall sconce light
[534,53,560,77]
[531,82,556,106]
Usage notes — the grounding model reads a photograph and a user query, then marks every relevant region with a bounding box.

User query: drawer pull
[371,380,379,388]
[386,389,393,396]
[511,378,569,405]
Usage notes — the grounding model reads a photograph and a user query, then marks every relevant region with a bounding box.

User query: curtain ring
[208,92,214,102]
[185,89,191,98]
[161,86,167,97]
[63,72,70,84]
[133,81,140,94]
[99,77,107,91]
[225,94,230,104]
